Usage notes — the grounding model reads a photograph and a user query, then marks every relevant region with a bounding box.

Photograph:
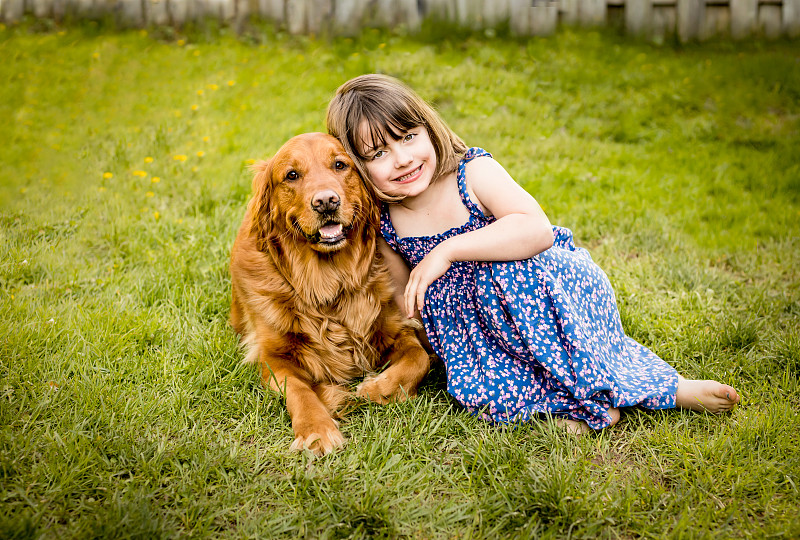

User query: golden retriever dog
[229,132,431,456]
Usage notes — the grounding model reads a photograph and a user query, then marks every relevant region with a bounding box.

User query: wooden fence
[1,0,799,41]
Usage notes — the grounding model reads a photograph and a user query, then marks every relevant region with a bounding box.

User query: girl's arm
[404,156,553,316]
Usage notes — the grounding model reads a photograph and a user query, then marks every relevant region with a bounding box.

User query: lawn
[1,19,799,538]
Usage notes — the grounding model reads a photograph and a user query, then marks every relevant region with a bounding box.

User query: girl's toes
[720,385,739,404]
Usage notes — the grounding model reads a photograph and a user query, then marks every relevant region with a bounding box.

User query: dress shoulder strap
[457,147,493,218]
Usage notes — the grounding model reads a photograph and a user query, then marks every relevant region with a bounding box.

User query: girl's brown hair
[326,74,468,201]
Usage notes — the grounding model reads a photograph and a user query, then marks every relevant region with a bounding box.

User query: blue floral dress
[380,148,679,429]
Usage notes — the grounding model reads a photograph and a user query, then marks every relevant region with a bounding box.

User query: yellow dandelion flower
[193,50,200,57]
[151,177,160,183]
[177,218,184,224]
[197,89,204,96]
[191,104,199,111]
[177,39,186,46]
[144,156,154,164]
[191,166,199,172]
[227,80,236,86]
[244,158,255,165]
[153,211,160,220]
[92,52,100,59]
[208,83,219,91]
[379,43,386,48]
[133,170,148,177]
[146,191,154,198]
[202,136,210,143]
[173,154,188,162]
[103,172,113,179]
[174,110,182,118]
[196,151,205,158]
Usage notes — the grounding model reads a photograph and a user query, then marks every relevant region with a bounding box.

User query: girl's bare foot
[554,417,590,434]
[675,376,739,413]
[554,407,620,435]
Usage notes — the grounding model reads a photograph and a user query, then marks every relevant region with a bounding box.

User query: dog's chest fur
[255,253,391,384]
[290,289,384,383]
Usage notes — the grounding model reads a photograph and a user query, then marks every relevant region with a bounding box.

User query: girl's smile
[392,164,424,184]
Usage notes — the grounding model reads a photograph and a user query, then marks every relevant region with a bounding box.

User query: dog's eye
[334,161,347,171]
[285,170,299,181]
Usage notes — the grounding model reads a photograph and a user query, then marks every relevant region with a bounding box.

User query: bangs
[348,99,423,159]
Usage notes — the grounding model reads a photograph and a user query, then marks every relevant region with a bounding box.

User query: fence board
[704,4,730,36]
[32,0,51,17]
[652,4,677,38]
[306,0,332,34]
[2,0,24,22]
[531,1,558,35]
[148,0,168,25]
[759,3,781,37]
[52,0,67,20]
[402,0,422,30]
[509,0,529,34]
[334,0,363,34]
[580,0,606,24]
[482,0,509,27]
[286,0,306,33]
[784,0,800,37]
[460,0,484,28]
[677,0,705,40]
[119,0,144,25]
[169,0,190,26]
[258,0,283,20]
[626,0,653,34]
[560,0,579,24]
[731,0,757,38]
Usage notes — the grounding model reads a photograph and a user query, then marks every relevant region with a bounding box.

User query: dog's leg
[357,328,431,404]
[260,354,345,456]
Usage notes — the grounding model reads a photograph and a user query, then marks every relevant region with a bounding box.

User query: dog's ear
[360,174,382,229]
[248,158,275,241]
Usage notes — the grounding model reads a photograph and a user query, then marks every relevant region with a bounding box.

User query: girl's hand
[404,246,452,317]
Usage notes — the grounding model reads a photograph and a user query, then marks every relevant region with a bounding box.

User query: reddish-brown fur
[229,133,431,456]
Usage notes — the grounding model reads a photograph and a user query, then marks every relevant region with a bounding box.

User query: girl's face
[359,123,438,200]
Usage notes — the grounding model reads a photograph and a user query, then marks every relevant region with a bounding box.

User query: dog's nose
[311,190,340,213]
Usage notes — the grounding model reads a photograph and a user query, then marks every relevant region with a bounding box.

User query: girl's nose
[394,147,412,167]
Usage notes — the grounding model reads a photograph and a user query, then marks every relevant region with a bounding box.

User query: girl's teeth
[396,166,419,182]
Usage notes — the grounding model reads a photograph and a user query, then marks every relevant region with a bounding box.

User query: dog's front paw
[290,418,345,457]
[357,373,414,404]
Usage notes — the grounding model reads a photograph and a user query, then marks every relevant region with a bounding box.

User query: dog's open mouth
[318,222,346,245]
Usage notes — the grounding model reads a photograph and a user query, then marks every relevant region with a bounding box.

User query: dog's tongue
[320,223,343,238]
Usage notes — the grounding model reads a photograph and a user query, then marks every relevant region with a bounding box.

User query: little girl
[326,74,739,432]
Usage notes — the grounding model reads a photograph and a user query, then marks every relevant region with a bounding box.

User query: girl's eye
[372,150,386,160]
[334,160,347,170]
[403,132,416,142]
[285,170,299,181]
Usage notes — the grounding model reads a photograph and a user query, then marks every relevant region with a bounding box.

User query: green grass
[1,19,799,538]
